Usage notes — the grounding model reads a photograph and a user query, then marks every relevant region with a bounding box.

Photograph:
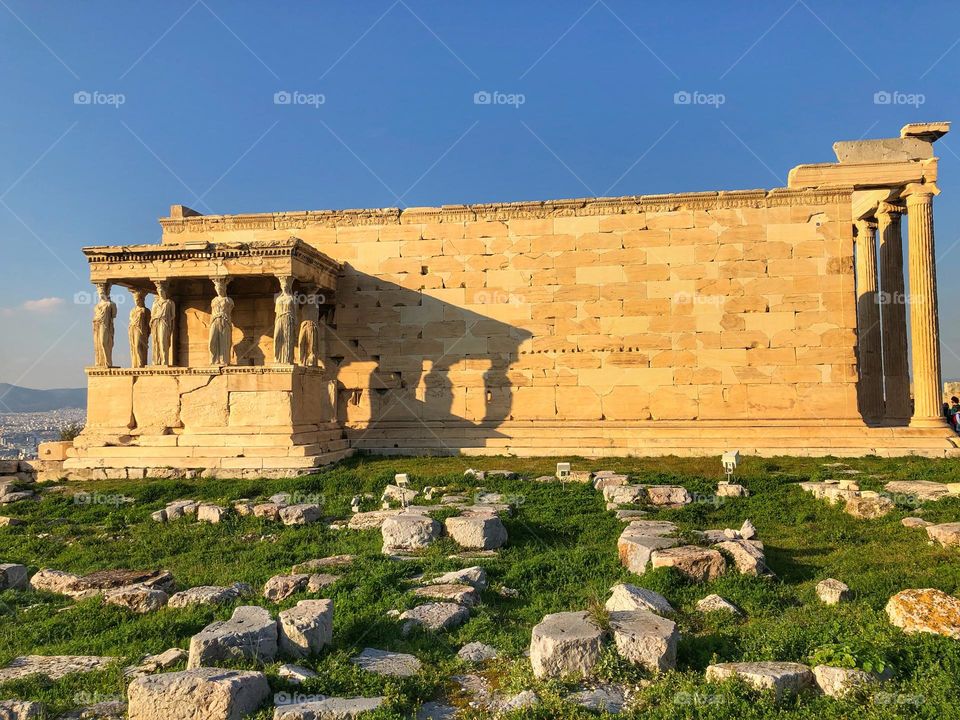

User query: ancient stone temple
[47,121,958,479]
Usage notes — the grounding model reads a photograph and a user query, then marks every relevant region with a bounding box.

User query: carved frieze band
[159,187,856,234]
[83,237,340,276]
[85,365,328,377]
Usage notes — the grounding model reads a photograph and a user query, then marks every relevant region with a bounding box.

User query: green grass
[1,453,960,718]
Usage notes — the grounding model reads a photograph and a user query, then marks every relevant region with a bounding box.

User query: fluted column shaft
[854,219,883,420]
[876,203,911,420]
[905,186,944,426]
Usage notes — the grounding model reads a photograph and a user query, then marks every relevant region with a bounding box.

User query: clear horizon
[1,0,959,389]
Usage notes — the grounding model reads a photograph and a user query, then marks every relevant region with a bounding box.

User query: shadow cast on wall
[326,268,533,453]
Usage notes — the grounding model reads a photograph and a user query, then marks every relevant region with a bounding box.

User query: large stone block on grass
[816,578,851,605]
[713,540,768,576]
[273,697,385,720]
[617,521,679,575]
[886,588,960,639]
[400,602,469,634]
[705,661,814,697]
[0,563,28,591]
[278,599,333,658]
[0,656,116,683]
[382,514,441,554]
[350,647,421,677]
[609,609,678,672]
[926,523,960,547]
[445,514,507,550]
[413,583,480,606]
[187,606,278,669]
[605,583,674,616]
[884,480,950,502]
[426,566,487,590]
[263,574,310,602]
[279,504,322,526]
[650,546,726,583]
[103,584,169,613]
[168,583,252,608]
[644,486,692,506]
[128,668,270,720]
[602,485,646,505]
[813,664,875,697]
[845,495,894,519]
[529,611,605,679]
[0,700,43,719]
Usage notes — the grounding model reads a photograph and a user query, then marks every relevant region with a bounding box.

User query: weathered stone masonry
[46,122,957,477]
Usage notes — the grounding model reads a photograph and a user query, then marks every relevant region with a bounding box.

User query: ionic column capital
[876,201,904,219]
[902,182,940,204]
[854,219,877,237]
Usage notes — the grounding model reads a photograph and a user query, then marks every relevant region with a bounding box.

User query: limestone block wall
[159,188,860,445]
[83,368,337,435]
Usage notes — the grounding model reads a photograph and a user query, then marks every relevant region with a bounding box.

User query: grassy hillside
[1,453,959,718]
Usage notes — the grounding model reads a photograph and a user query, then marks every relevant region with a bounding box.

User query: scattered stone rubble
[152,495,324,526]
[798,480,895,518]
[0,462,38,504]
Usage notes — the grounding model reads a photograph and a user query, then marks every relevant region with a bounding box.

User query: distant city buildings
[0,408,85,459]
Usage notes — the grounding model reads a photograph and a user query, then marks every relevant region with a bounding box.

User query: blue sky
[1,0,959,389]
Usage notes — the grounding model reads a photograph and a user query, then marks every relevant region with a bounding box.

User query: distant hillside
[0,384,86,412]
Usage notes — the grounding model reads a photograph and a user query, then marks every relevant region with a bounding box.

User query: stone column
[854,219,883,420]
[904,184,945,426]
[876,202,911,420]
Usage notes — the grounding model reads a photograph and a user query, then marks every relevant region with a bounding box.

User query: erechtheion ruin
[44,121,960,479]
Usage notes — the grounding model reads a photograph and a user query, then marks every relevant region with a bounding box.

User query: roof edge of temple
[157,186,863,234]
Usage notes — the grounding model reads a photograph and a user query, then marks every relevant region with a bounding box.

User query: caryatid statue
[92,282,117,367]
[297,288,323,369]
[128,289,151,368]
[150,280,176,366]
[208,277,234,365]
[273,275,298,364]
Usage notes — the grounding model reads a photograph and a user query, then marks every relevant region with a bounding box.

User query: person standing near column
[92,282,117,367]
[128,289,151,368]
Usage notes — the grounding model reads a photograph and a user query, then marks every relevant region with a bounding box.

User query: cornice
[158,187,855,234]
